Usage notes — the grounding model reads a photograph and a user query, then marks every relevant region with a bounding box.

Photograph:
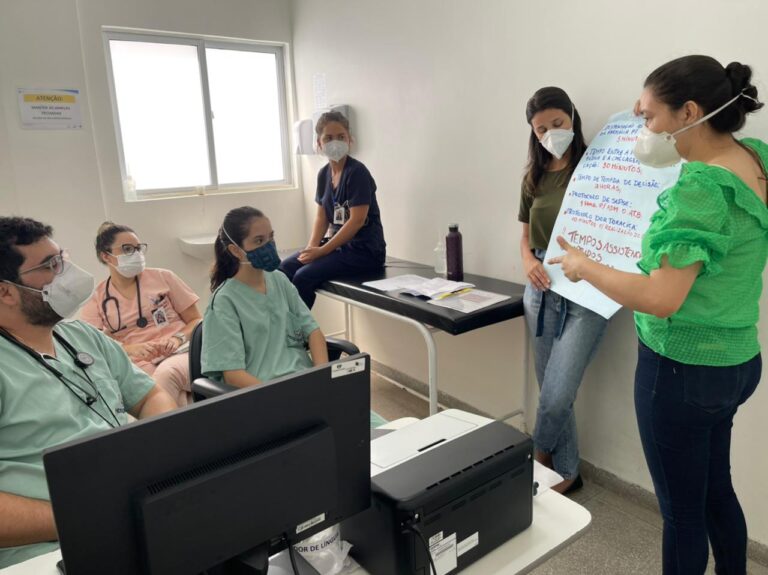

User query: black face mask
[243,241,281,272]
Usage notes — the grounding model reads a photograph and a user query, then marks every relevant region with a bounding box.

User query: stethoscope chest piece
[76,351,95,368]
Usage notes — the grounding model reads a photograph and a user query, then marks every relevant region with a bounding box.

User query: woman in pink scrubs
[81,222,202,406]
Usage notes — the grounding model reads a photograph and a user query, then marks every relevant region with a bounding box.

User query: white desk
[0,490,589,575]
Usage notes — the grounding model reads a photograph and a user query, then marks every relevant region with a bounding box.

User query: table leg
[496,320,529,432]
[414,324,440,415]
[316,290,441,415]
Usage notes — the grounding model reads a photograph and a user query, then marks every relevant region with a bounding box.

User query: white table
[0,490,590,575]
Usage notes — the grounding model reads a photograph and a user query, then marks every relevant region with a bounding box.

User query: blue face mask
[244,240,281,272]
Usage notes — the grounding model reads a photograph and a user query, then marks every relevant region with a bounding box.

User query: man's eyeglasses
[114,243,148,256]
[19,250,67,276]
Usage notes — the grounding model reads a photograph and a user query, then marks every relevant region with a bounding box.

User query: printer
[342,410,533,575]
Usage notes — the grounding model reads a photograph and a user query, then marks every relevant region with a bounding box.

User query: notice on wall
[17,88,82,129]
[312,73,328,110]
[543,111,682,319]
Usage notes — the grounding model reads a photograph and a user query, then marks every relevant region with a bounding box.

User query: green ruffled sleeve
[637,168,731,277]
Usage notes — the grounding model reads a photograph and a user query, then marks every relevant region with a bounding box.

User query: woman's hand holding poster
[544,111,682,319]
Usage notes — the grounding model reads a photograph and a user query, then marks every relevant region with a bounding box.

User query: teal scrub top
[201,272,320,383]
[0,320,155,568]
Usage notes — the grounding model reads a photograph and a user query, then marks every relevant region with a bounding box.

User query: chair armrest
[325,337,360,357]
[192,377,237,401]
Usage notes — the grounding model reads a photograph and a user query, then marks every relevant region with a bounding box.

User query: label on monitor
[331,357,366,379]
[429,532,457,575]
[296,512,326,534]
[456,532,479,557]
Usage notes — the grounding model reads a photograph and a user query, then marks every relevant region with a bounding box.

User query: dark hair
[0,216,54,283]
[523,87,587,196]
[315,111,350,137]
[644,55,763,133]
[95,221,135,264]
[210,206,265,292]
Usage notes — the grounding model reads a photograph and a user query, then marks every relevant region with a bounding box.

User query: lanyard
[0,327,120,428]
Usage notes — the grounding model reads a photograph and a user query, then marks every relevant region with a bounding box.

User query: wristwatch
[172,332,186,345]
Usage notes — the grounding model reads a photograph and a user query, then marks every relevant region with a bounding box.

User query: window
[104,30,292,200]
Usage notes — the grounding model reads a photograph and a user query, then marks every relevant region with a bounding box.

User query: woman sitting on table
[279,111,386,308]
[81,222,202,406]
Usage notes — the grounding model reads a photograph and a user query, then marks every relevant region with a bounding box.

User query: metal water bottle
[446,224,463,281]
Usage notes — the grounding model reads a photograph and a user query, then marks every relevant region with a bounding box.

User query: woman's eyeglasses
[116,243,148,256]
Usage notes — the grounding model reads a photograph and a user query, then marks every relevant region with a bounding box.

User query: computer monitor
[43,354,372,575]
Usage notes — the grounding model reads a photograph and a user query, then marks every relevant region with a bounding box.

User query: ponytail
[209,206,265,292]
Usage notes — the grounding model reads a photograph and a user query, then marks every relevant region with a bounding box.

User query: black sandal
[563,474,584,495]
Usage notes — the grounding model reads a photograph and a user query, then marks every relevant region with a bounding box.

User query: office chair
[188,321,360,402]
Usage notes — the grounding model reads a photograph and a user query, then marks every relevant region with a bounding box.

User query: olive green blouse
[518,169,572,249]
[634,138,768,366]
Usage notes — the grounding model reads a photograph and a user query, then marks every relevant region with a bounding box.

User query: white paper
[363,275,474,300]
[533,460,563,496]
[427,289,509,313]
[18,88,82,129]
[429,532,457,575]
[401,277,474,299]
[544,111,682,319]
[313,73,328,110]
[362,274,430,291]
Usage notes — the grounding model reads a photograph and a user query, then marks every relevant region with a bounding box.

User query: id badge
[152,307,169,327]
[333,205,346,225]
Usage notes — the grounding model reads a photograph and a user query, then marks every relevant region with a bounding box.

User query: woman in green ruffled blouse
[552,55,767,575]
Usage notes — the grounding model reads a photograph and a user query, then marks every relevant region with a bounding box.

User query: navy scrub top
[315,156,386,255]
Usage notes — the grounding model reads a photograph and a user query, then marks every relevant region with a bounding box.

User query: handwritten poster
[17,88,82,129]
[544,111,682,319]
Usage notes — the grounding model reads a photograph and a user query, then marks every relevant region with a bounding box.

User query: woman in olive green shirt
[518,87,607,494]
[552,56,766,574]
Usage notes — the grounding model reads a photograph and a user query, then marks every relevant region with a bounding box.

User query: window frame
[103,28,294,201]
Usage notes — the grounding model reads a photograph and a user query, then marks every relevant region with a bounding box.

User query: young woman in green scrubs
[201,206,328,387]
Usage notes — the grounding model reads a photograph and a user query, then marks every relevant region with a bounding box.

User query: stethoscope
[0,327,120,428]
[102,275,148,334]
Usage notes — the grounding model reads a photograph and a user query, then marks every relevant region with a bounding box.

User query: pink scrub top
[80,268,199,370]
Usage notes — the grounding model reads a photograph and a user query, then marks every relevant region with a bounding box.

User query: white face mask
[111,252,145,278]
[12,260,95,319]
[633,127,683,168]
[322,140,349,162]
[633,91,748,169]
[540,129,575,159]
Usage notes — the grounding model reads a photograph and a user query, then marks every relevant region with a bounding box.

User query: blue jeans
[279,245,385,309]
[635,340,761,575]
[523,261,608,480]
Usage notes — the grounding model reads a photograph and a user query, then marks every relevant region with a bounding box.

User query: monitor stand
[206,543,321,575]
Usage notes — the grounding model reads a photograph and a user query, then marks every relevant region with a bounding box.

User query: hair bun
[725,62,752,92]
[725,62,763,113]
[97,221,116,234]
